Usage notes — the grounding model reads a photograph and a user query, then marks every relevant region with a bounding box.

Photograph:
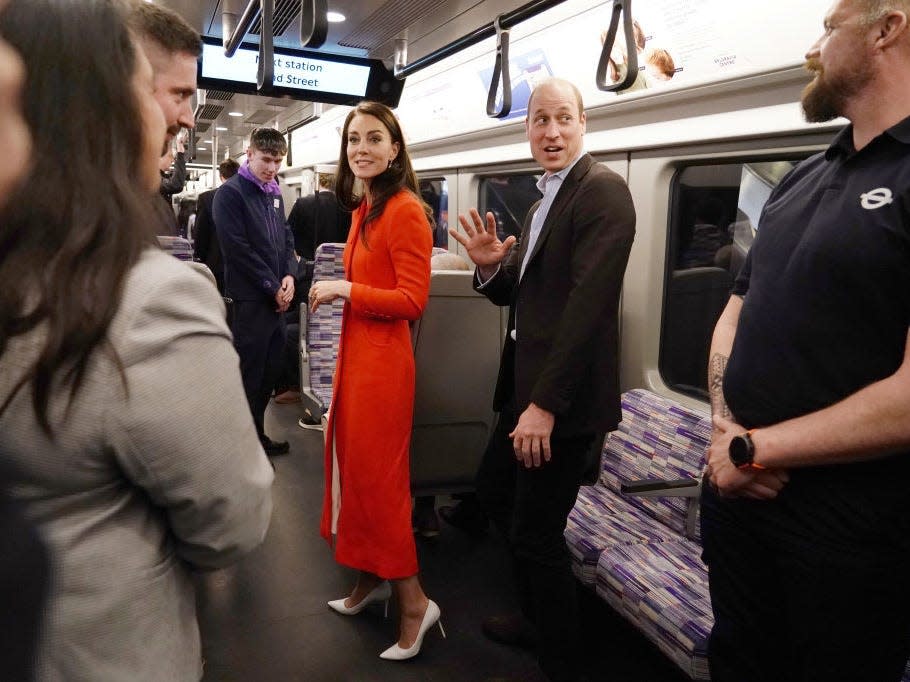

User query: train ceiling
[158,0,535,169]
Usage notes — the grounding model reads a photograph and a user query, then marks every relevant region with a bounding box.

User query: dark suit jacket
[476,153,636,438]
[192,188,224,293]
[287,190,352,260]
[156,151,186,236]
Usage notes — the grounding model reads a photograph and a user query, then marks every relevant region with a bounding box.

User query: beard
[801,57,873,122]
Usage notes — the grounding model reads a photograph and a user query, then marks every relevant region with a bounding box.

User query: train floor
[195,400,691,682]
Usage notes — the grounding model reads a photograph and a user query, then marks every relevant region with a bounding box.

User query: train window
[419,177,449,248]
[478,174,542,242]
[660,159,802,399]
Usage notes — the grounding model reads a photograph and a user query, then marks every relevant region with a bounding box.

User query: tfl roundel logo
[860,187,894,210]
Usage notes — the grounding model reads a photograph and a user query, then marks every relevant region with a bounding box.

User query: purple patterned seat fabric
[566,485,679,585]
[605,390,711,540]
[565,390,710,584]
[157,235,194,261]
[596,540,711,680]
[305,243,346,411]
[564,389,712,679]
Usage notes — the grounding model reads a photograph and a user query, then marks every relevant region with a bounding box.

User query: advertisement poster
[294,0,832,160]
[478,48,554,121]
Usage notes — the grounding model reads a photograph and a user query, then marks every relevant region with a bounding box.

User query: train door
[417,173,455,249]
[621,134,834,405]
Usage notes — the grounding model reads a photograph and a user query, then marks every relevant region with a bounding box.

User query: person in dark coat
[287,171,351,265]
[193,158,239,294]
[452,77,635,682]
[214,128,296,456]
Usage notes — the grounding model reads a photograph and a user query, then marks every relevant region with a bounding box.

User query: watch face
[729,434,753,467]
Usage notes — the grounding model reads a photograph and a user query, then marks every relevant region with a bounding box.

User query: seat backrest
[409,270,500,495]
[662,266,732,395]
[305,242,346,410]
[601,389,711,537]
[157,235,194,261]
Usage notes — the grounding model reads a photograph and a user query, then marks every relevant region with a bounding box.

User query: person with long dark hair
[0,1,273,679]
[0,3,47,681]
[308,101,441,661]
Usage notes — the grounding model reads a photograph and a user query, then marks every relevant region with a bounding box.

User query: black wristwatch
[729,430,760,469]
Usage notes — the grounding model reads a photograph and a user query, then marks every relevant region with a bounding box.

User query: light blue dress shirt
[509,153,584,339]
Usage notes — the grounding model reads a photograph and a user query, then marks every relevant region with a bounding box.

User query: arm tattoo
[709,352,731,420]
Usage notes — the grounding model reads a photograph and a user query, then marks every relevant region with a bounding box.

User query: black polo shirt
[724,115,910,507]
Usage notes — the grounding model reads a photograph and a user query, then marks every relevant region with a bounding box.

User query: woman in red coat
[308,101,441,660]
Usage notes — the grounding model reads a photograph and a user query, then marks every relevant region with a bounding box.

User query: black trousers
[232,300,286,440]
[701,481,910,682]
[476,406,593,682]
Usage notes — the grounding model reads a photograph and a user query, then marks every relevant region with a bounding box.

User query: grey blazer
[0,249,274,681]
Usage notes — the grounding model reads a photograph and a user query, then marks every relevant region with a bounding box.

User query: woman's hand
[309,279,352,313]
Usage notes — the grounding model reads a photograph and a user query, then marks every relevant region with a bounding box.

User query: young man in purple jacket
[214,128,297,455]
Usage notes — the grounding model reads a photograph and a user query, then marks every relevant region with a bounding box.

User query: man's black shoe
[481,613,539,649]
[412,498,440,538]
[260,436,290,456]
[439,501,488,535]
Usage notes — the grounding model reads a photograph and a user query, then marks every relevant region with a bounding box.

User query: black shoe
[260,436,290,456]
[412,502,440,538]
[481,613,539,649]
[439,501,488,535]
[297,415,323,431]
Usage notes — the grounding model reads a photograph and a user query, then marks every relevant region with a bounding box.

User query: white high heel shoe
[327,581,392,618]
[379,599,445,660]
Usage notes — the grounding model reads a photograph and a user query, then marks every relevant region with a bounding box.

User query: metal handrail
[223,0,261,57]
[393,0,565,80]
[596,0,639,92]
[224,0,327,91]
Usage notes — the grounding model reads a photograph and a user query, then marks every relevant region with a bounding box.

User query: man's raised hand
[450,208,517,269]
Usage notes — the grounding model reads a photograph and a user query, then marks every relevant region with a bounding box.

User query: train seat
[300,242,346,422]
[565,484,680,586]
[595,539,710,680]
[157,235,194,261]
[565,389,712,680]
[409,269,500,495]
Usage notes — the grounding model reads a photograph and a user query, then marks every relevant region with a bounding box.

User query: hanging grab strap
[300,0,328,49]
[596,0,639,92]
[486,15,512,118]
[256,0,274,91]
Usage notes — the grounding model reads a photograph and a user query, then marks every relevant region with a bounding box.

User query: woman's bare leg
[392,575,430,647]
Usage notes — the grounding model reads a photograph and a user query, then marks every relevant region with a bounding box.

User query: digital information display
[201,42,371,97]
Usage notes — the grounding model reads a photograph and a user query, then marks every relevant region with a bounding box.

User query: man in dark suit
[286,172,351,263]
[214,128,296,456]
[452,77,635,682]
[193,158,240,294]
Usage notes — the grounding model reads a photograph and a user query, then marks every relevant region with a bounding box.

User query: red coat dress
[320,190,432,578]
